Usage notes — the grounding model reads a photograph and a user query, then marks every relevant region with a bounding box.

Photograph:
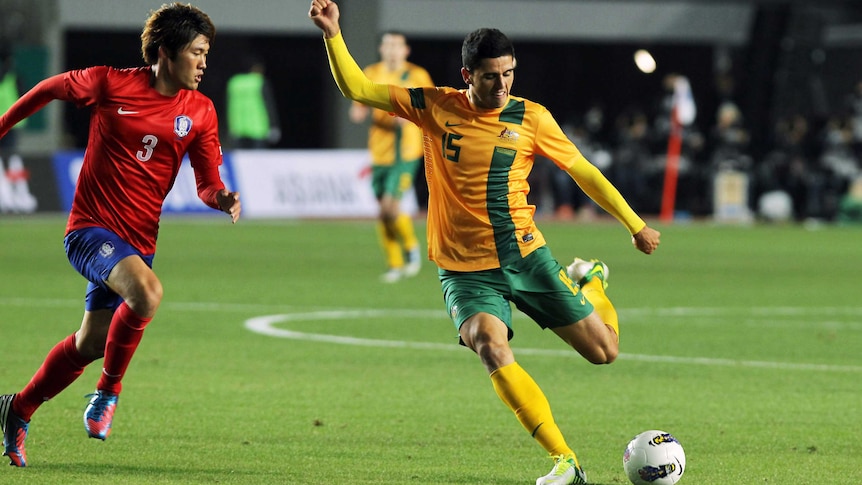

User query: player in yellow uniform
[309,2,661,484]
[349,31,433,282]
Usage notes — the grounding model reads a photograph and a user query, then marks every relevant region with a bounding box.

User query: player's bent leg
[105,256,162,318]
[458,312,514,372]
[566,258,608,290]
[491,363,581,463]
[552,313,619,364]
[78,310,120,441]
[566,258,617,336]
[85,257,158,439]
[76,309,113,359]
[11,331,98,427]
[579,278,618,338]
[461,315,587,483]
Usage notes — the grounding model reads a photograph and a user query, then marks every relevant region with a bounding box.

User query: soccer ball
[623,430,686,484]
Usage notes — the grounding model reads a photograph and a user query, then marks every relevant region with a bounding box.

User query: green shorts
[438,246,594,341]
[371,157,420,199]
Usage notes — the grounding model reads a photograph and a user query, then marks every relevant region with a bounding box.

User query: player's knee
[584,343,618,365]
[126,279,163,317]
[380,207,398,222]
[477,340,512,367]
[462,325,513,371]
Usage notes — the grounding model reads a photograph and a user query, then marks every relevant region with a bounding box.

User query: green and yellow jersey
[390,87,581,270]
[359,62,433,166]
[325,33,645,272]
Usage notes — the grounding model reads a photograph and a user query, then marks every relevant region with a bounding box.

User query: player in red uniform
[0,3,240,467]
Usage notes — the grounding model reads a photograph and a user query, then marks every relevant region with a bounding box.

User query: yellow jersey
[323,33,644,272]
[389,86,588,271]
[360,62,433,166]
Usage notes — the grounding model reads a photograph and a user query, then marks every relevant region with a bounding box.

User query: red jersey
[62,66,224,254]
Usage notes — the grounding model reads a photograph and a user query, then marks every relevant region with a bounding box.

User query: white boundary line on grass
[242,309,862,374]
[2,298,859,373]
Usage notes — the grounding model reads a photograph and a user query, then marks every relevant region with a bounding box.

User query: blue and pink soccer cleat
[84,390,119,440]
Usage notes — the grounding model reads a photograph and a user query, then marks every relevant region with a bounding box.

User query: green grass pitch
[0,215,860,484]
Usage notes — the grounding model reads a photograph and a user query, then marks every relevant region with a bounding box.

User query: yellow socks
[376,220,404,268]
[377,215,417,269]
[581,278,619,337]
[490,362,578,465]
[392,213,418,252]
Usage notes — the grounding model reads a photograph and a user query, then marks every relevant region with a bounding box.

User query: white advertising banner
[231,149,417,219]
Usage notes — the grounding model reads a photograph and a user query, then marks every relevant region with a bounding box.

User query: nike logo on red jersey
[117,107,139,115]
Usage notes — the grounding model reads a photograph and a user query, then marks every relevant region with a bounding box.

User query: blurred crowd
[528,76,862,224]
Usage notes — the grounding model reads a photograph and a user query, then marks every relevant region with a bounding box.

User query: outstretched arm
[0,74,66,139]
[566,160,660,254]
[309,0,392,112]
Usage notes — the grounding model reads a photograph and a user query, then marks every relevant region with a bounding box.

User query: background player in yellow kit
[349,31,433,283]
[310,1,661,484]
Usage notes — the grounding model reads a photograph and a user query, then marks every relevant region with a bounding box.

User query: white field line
[3,298,860,372]
[242,310,862,373]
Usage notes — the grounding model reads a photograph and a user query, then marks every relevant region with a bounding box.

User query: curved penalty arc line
[243,311,862,373]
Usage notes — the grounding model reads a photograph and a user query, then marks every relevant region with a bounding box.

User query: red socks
[12,303,152,420]
[13,333,94,421]
[97,302,151,395]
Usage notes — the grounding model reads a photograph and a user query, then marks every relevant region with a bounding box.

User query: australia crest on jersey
[498,126,520,144]
[174,115,193,138]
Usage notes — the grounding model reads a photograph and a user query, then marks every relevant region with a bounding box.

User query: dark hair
[140,2,216,65]
[461,28,514,72]
[380,30,408,43]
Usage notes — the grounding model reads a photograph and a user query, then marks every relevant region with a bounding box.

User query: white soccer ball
[623,430,686,484]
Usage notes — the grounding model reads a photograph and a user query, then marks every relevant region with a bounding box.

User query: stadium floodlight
[634,49,656,74]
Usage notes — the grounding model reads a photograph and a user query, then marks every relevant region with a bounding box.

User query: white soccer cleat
[403,247,422,278]
[566,257,609,288]
[536,455,588,485]
[379,268,403,283]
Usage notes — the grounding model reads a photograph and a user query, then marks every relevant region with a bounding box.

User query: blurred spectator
[226,58,281,148]
[755,114,819,220]
[817,115,860,219]
[845,80,862,160]
[703,101,751,215]
[611,107,652,212]
[709,101,751,171]
[550,118,612,220]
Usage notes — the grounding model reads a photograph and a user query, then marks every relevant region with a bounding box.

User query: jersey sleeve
[0,67,111,138]
[0,73,67,139]
[384,85,436,128]
[187,99,225,209]
[534,107,646,235]
[62,66,111,108]
[566,159,646,235]
[534,107,585,171]
[324,33,392,111]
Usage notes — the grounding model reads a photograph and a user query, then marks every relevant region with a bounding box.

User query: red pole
[660,109,681,223]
